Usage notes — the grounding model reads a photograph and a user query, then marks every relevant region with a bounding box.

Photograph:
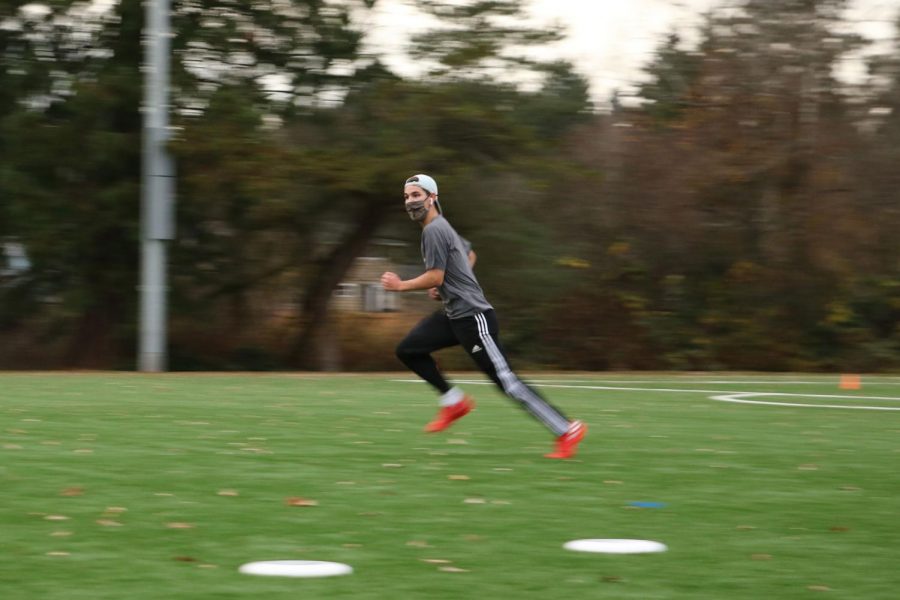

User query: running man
[381,174,586,459]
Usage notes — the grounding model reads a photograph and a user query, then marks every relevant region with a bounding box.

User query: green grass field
[2,372,899,599]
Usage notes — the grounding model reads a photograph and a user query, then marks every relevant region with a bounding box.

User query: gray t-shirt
[421,215,493,319]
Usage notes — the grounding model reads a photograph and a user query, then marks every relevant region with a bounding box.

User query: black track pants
[396,309,571,436]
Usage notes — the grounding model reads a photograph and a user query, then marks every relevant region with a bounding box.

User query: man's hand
[428,287,441,301]
[381,272,403,291]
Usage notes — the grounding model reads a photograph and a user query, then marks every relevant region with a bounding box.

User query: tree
[409,0,563,81]
[169,0,371,117]
[636,33,702,123]
[0,0,144,365]
[278,1,591,369]
[0,0,377,367]
[539,0,895,370]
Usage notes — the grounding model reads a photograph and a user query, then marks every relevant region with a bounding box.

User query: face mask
[405,199,431,222]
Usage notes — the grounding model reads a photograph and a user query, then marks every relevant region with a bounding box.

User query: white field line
[393,378,900,386]
[391,379,900,411]
[517,379,900,386]
[710,392,900,411]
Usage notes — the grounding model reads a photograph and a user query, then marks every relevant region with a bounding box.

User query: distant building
[1,240,30,278]
[331,256,432,314]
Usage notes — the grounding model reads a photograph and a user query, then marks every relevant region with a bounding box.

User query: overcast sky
[362,0,900,106]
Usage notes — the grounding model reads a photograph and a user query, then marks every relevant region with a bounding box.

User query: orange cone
[839,374,861,390]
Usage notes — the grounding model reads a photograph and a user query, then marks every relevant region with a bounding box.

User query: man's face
[403,185,434,222]
[403,185,431,206]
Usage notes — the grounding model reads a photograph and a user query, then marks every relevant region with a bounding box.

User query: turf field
[2,372,899,599]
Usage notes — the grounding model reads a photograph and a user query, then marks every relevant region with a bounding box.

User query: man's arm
[468,250,476,268]
[381,269,444,292]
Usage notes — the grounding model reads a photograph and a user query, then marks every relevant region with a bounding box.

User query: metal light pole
[139,0,175,372]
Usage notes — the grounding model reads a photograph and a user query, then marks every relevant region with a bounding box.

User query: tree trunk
[287,195,391,369]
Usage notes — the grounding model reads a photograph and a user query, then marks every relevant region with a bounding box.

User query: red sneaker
[424,396,475,433]
[545,420,587,459]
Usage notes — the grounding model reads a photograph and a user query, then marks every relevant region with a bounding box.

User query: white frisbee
[564,539,668,554]
[238,560,353,578]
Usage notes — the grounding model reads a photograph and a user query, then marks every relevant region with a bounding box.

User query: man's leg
[396,311,458,393]
[396,311,474,431]
[451,310,586,457]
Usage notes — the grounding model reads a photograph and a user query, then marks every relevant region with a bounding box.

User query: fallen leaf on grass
[166,522,195,529]
[448,475,470,481]
[736,525,757,531]
[46,552,70,557]
[103,507,127,515]
[382,463,403,468]
[807,585,831,592]
[797,464,819,471]
[217,489,239,497]
[50,531,72,537]
[447,439,468,445]
[406,540,431,548]
[420,559,452,564]
[44,515,69,521]
[60,487,84,497]
[463,498,486,504]
[603,480,623,485]
[439,566,470,573]
[285,497,318,507]
[174,556,197,562]
[601,576,623,583]
[751,554,772,561]
[96,519,123,527]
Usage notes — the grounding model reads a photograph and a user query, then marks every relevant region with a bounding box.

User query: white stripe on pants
[473,312,570,435]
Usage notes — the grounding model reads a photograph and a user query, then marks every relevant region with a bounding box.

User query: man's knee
[395,339,415,362]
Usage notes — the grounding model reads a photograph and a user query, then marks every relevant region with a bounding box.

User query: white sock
[439,387,465,407]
